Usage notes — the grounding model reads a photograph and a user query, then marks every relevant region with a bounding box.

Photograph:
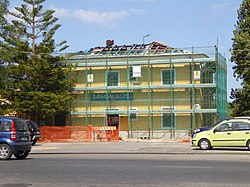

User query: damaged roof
[77,41,175,56]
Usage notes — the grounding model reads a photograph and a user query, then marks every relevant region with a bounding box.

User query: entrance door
[107,114,119,127]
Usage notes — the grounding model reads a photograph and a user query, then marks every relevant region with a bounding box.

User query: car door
[14,119,30,142]
[230,121,250,146]
[211,122,234,147]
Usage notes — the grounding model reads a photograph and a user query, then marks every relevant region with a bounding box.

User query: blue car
[0,116,32,160]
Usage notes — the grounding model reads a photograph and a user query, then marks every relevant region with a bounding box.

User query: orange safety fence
[40,126,93,142]
[91,126,119,142]
[39,125,119,142]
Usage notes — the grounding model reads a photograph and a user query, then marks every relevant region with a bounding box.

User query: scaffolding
[61,41,228,139]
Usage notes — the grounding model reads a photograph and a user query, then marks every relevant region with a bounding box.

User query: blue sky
[10,0,243,100]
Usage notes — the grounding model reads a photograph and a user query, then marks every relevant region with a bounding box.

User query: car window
[14,119,28,132]
[233,122,250,131]
[215,122,232,132]
[3,121,12,132]
[210,119,225,129]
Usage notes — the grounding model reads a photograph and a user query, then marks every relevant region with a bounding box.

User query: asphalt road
[30,141,250,155]
[1,153,250,187]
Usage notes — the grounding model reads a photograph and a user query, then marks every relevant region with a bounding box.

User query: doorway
[107,114,119,128]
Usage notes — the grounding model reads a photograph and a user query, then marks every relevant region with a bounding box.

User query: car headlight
[192,134,197,138]
[194,128,201,133]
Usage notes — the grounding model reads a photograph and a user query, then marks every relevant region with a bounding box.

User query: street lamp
[143,34,150,45]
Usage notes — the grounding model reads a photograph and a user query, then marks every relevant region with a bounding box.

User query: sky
[9,0,243,101]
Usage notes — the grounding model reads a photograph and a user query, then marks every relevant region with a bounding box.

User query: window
[233,122,250,131]
[216,122,232,132]
[216,121,250,132]
[14,119,28,132]
[129,108,138,121]
[3,121,11,132]
[107,71,119,86]
[162,107,175,128]
[162,69,175,85]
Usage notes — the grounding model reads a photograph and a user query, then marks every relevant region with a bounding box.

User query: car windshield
[14,119,29,132]
[207,119,226,130]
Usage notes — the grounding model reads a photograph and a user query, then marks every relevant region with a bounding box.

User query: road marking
[158,165,213,169]
[32,147,60,150]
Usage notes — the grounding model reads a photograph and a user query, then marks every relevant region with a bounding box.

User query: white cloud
[53,7,70,18]
[49,4,145,29]
[72,9,129,28]
[211,2,230,10]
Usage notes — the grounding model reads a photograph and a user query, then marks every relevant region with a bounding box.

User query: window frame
[233,121,250,131]
[161,68,176,85]
[106,71,120,86]
[161,106,176,129]
[129,107,138,121]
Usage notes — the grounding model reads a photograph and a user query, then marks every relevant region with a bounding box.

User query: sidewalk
[30,140,250,155]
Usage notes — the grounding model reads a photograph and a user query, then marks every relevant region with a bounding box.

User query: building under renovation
[62,41,228,139]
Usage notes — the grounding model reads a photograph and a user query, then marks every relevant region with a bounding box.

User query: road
[1,153,250,187]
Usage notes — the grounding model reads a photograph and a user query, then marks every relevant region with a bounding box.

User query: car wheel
[199,139,211,150]
[247,140,250,150]
[0,144,13,160]
[14,151,29,160]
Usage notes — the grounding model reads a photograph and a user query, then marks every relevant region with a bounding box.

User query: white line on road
[158,165,213,169]
[32,147,60,150]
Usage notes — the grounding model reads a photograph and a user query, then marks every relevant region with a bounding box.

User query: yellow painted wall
[70,90,198,112]
[70,55,204,130]
[73,62,200,88]
[71,113,203,129]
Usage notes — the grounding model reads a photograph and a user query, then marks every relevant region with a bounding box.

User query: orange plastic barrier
[39,125,119,142]
[40,126,93,142]
[91,126,119,142]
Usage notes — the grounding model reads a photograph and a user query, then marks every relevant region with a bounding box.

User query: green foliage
[0,0,73,124]
[230,84,250,116]
[0,0,10,113]
[230,0,250,116]
[0,0,9,31]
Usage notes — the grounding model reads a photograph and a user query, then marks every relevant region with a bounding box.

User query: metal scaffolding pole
[147,48,151,138]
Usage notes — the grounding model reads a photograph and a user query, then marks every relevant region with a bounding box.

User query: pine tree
[0,0,72,125]
[0,0,8,29]
[0,0,9,114]
[230,0,250,116]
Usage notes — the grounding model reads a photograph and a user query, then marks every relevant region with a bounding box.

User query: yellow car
[192,117,250,150]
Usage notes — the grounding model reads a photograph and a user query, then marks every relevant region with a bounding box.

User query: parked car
[0,116,32,160]
[192,117,250,150]
[26,120,41,145]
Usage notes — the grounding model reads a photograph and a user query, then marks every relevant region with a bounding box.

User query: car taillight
[11,120,16,141]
